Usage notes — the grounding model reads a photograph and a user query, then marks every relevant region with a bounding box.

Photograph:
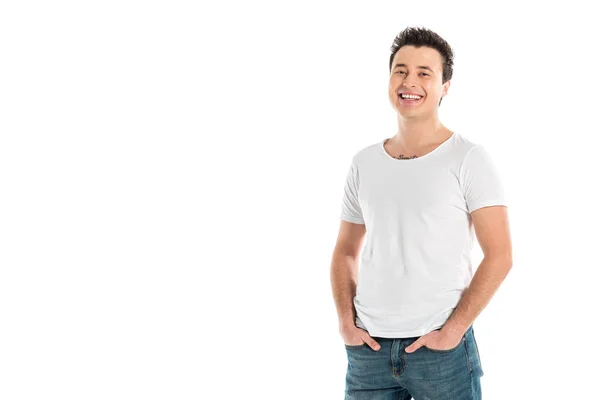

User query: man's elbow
[484,254,513,271]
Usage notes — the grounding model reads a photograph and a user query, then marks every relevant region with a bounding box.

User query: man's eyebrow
[393,63,434,73]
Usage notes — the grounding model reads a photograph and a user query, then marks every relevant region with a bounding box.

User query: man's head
[387,27,454,119]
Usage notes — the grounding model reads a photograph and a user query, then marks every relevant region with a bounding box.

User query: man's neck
[393,116,448,148]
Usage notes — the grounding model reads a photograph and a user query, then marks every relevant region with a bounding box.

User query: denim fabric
[344,325,483,399]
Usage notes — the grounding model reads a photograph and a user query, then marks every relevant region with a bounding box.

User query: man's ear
[442,80,451,97]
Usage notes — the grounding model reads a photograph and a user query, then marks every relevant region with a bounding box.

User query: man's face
[388,45,450,118]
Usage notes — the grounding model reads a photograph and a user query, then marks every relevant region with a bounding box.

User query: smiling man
[330,27,513,399]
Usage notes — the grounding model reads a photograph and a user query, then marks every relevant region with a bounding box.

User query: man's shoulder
[450,132,479,156]
[450,133,502,177]
[348,140,383,165]
[447,133,498,168]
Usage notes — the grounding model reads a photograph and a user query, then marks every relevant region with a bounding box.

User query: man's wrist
[441,321,469,338]
[338,317,356,331]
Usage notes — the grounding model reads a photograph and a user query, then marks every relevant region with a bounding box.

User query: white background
[1,1,599,399]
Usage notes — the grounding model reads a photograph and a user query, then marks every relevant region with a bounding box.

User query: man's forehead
[392,47,442,70]
[392,63,435,73]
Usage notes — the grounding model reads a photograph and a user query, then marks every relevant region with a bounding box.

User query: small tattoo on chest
[395,154,418,159]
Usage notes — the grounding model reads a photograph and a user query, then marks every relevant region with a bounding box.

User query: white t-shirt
[339,132,506,338]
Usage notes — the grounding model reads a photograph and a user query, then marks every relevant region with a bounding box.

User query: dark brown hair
[389,26,454,85]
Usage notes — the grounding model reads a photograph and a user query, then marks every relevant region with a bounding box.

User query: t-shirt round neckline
[380,132,456,163]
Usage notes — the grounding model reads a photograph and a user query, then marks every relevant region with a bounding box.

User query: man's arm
[330,220,366,329]
[441,205,513,338]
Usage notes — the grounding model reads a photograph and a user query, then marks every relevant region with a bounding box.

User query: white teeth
[400,94,422,100]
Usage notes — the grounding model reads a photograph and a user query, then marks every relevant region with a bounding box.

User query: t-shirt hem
[340,215,365,224]
[363,325,445,339]
[469,200,507,213]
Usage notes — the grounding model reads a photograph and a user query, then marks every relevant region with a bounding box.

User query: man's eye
[395,71,428,76]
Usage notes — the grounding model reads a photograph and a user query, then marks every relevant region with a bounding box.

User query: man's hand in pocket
[340,325,380,351]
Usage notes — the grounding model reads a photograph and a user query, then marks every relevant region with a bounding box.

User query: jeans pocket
[422,335,466,353]
[344,343,366,350]
[469,328,484,376]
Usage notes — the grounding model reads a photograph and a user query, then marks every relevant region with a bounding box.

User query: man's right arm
[330,220,366,331]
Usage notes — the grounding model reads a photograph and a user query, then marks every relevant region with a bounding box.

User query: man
[330,27,512,400]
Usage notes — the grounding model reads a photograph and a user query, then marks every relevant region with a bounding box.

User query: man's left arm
[441,204,513,338]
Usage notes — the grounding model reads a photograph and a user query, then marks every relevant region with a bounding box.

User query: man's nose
[402,77,418,88]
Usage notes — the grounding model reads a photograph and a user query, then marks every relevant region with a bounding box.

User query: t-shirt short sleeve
[339,159,365,224]
[460,145,507,213]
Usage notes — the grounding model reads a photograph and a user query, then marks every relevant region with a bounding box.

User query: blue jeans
[344,325,483,399]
